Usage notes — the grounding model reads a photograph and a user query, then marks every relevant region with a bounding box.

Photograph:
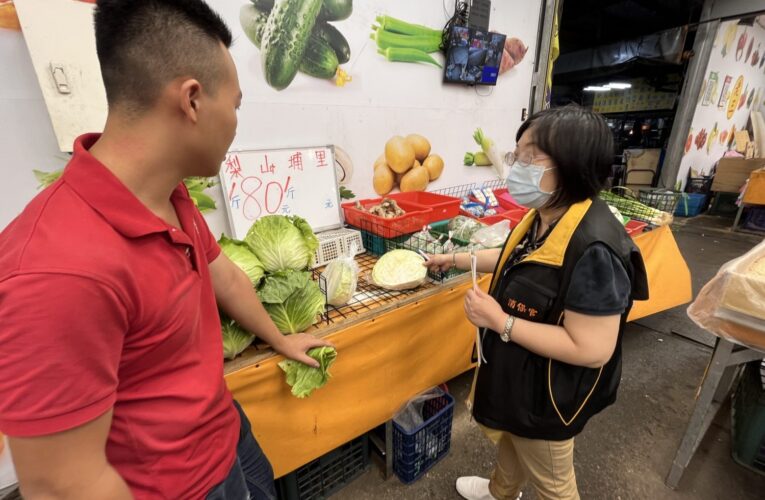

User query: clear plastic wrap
[470,220,511,248]
[687,239,765,351]
[321,243,360,306]
[393,386,446,432]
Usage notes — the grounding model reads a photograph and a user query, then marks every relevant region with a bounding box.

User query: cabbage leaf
[278,346,337,398]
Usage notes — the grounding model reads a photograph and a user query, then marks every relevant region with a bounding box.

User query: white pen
[417,249,430,261]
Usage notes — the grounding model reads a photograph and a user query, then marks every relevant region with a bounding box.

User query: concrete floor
[335,217,765,500]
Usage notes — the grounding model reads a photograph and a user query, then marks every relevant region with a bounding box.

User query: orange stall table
[224,225,691,478]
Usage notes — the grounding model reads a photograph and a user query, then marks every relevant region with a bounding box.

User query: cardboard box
[712,158,765,193]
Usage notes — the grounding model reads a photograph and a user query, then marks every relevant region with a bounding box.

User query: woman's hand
[422,253,453,273]
[464,286,507,332]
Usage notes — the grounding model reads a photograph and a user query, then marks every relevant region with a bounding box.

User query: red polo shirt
[0,134,239,499]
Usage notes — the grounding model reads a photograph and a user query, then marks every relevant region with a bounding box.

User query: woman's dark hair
[516,105,614,208]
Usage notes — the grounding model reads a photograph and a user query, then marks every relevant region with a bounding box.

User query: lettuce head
[258,270,326,334]
[218,235,265,286]
[245,215,319,273]
[221,316,254,360]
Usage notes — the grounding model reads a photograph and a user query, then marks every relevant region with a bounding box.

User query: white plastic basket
[312,228,365,268]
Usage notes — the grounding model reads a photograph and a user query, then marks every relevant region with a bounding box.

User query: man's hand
[273,334,333,368]
[464,286,507,332]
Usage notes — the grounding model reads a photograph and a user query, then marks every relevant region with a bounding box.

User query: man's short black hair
[94,0,233,112]
[516,105,615,208]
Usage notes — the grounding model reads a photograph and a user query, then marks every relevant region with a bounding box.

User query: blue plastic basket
[674,193,709,217]
[392,391,455,484]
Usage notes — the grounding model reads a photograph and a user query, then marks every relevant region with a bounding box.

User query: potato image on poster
[385,136,416,174]
[373,134,446,195]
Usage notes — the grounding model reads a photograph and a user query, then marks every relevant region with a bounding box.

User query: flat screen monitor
[443,26,506,86]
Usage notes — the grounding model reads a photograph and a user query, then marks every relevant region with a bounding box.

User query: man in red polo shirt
[0,1,329,499]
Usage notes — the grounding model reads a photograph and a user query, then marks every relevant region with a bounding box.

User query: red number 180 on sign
[235,175,292,221]
[224,154,292,221]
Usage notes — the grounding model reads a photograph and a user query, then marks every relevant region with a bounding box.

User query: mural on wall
[213,0,540,219]
[0,0,542,235]
[677,16,765,187]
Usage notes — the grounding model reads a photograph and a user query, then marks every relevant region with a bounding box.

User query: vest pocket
[501,275,557,322]
[547,359,603,426]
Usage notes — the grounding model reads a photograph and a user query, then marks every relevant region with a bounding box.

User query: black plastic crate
[687,176,714,194]
[393,391,455,484]
[709,192,740,216]
[638,188,684,214]
[731,361,765,476]
[277,435,369,500]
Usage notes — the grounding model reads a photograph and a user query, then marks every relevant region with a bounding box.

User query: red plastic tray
[501,208,528,228]
[494,188,528,213]
[625,220,647,237]
[342,198,432,238]
[388,192,461,223]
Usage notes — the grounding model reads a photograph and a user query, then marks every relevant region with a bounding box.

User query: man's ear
[179,79,202,123]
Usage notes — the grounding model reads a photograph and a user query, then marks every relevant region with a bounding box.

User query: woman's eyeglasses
[503,151,548,167]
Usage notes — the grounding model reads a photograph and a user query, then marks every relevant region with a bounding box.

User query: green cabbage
[218,235,265,286]
[245,215,319,273]
[221,316,254,359]
[258,271,326,334]
[372,249,427,290]
[278,346,337,398]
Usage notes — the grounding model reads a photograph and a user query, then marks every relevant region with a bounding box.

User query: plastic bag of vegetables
[371,249,427,290]
[448,216,484,242]
[471,220,511,248]
[321,243,360,307]
[402,226,444,255]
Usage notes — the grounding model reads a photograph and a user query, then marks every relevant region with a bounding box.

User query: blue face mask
[506,161,556,209]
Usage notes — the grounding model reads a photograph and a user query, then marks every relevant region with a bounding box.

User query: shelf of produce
[225,252,465,373]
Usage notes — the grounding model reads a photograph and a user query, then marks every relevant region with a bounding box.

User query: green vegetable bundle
[279,346,337,398]
[370,15,443,67]
[599,190,674,226]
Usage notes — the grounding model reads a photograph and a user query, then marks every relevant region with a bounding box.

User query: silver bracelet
[500,315,515,343]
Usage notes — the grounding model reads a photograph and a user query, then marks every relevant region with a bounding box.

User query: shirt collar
[63,133,193,240]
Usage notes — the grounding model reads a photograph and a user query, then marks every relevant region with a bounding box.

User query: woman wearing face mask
[425,106,649,500]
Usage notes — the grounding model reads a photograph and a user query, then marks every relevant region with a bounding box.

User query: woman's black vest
[473,198,649,440]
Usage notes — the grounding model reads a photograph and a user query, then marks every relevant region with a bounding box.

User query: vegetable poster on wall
[1,0,542,234]
[676,16,765,186]
[212,0,541,209]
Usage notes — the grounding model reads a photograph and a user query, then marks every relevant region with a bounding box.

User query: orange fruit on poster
[727,75,744,119]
